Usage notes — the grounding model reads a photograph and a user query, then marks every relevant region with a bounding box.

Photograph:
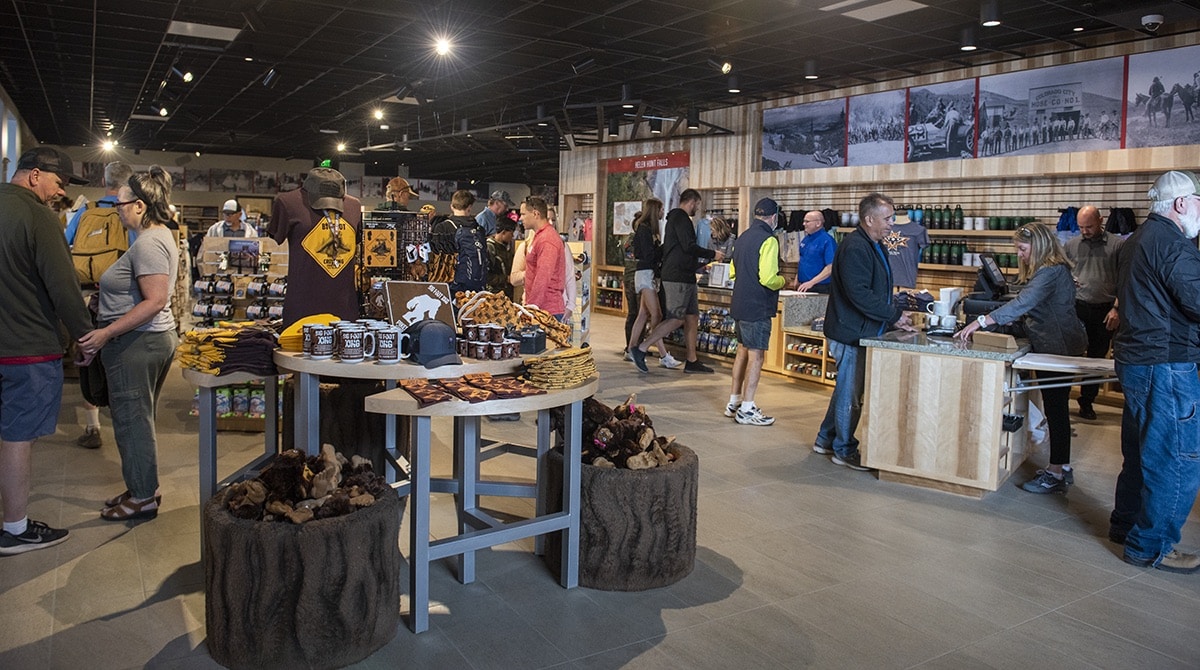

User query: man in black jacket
[631,189,724,374]
[812,192,912,471]
[1109,170,1200,573]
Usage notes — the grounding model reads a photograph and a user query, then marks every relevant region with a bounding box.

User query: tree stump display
[282,379,398,471]
[541,444,698,591]
[203,488,403,670]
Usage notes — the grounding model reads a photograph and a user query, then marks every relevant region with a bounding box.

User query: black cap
[404,319,462,369]
[16,147,88,185]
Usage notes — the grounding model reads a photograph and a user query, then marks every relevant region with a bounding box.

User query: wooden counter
[860,331,1031,497]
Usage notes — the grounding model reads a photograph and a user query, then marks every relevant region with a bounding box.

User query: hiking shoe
[832,453,872,471]
[725,402,738,418]
[1061,468,1075,485]
[622,349,633,361]
[75,426,102,449]
[683,360,714,374]
[1078,403,1097,420]
[0,520,69,556]
[812,443,834,455]
[1108,528,1127,545]
[1020,469,1069,494]
[735,406,775,426]
[660,353,684,369]
[1123,549,1200,574]
[630,347,648,373]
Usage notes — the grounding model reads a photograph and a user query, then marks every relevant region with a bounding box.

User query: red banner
[607,151,690,173]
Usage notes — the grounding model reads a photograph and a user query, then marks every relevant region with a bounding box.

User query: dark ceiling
[2,0,1198,184]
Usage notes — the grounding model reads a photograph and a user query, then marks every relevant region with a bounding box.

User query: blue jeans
[1112,362,1200,565]
[102,329,178,499]
[815,339,866,459]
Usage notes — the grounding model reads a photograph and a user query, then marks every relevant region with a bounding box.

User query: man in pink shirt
[521,197,566,318]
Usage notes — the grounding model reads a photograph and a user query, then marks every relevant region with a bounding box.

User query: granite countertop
[861,330,1030,362]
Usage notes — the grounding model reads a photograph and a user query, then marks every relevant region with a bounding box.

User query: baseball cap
[16,147,88,185]
[754,197,780,216]
[222,198,240,213]
[1148,170,1200,202]
[496,218,518,232]
[403,319,462,369]
[387,177,419,197]
[489,190,515,207]
[419,203,437,215]
[303,167,347,211]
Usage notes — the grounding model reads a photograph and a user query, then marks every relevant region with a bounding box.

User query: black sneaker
[832,453,872,471]
[630,347,648,373]
[0,519,69,556]
[76,426,102,449]
[1078,403,1097,420]
[1020,469,1069,494]
[683,360,714,374]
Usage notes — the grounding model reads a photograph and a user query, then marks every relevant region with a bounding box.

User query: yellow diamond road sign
[301,214,356,277]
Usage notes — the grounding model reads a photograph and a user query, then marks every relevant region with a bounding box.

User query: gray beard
[1182,211,1200,239]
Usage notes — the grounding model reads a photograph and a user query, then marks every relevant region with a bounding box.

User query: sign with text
[607,151,690,173]
[384,281,454,329]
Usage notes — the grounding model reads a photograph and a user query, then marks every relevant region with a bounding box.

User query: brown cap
[387,177,419,198]
[16,147,88,185]
[303,168,347,211]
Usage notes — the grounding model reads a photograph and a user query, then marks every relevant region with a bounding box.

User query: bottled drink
[953,204,964,229]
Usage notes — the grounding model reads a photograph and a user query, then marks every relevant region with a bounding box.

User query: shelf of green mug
[919,263,1017,274]
[837,227,1023,237]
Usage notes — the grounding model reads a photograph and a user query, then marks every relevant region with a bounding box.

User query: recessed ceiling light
[374,109,384,120]
[1073,26,1084,32]
[336,142,346,151]
[102,140,114,151]
[435,38,451,56]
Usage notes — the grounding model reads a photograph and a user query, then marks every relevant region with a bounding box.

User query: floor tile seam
[958,541,1129,593]
[1081,575,1200,626]
[1053,606,1199,666]
[983,527,1136,581]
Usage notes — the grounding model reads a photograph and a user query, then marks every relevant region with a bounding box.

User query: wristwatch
[976,315,988,329]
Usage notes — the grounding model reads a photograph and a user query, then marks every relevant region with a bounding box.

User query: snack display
[522,346,597,389]
[454,290,572,347]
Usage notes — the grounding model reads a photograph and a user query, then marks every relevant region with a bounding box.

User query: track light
[571,57,595,75]
[687,107,700,130]
[649,118,662,134]
[170,66,193,83]
[707,58,733,75]
[804,60,819,80]
[154,105,169,117]
[607,118,619,138]
[402,133,411,151]
[536,104,548,126]
[980,0,1001,27]
[727,76,740,94]
[621,84,634,109]
[960,27,977,51]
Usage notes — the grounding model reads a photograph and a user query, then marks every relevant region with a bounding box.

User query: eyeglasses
[115,199,140,207]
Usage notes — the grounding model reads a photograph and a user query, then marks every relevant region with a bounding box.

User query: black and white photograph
[279,172,304,192]
[978,58,1123,157]
[847,90,906,166]
[253,171,278,194]
[1126,43,1200,148]
[210,168,253,192]
[906,79,976,162]
[185,168,210,192]
[761,98,846,171]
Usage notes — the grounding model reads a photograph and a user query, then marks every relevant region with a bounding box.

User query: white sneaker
[622,349,633,361]
[660,353,684,369]
[735,406,775,426]
[724,402,738,418]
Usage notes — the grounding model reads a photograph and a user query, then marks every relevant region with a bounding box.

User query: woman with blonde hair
[956,222,1086,493]
[77,166,179,520]
[627,198,681,368]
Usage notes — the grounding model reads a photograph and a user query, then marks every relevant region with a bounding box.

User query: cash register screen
[977,253,1008,300]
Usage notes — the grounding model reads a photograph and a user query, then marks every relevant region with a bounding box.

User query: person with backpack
[486,218,517,299]
[65,160,134,450]
[431,189,487,296]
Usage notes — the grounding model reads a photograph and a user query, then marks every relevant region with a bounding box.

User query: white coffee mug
[926,300,951,316]
[375,329,410,364]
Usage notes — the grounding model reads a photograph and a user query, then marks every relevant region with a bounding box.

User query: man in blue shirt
[64,160,132,245]
[797,210,835,293]
[475,190,513,237]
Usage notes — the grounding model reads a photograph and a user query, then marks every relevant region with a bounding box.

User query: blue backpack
[453,221,487,291]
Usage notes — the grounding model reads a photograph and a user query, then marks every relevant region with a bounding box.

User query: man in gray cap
[1109,169,1200,574]
[1,148,94,555]
[475,190,513,237]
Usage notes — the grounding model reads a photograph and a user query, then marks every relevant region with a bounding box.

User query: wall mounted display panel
[761,98,847,171]
[906,79,977,163]
[848,90,906,167]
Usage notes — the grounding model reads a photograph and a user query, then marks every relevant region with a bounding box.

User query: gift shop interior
[2,1,1200,668]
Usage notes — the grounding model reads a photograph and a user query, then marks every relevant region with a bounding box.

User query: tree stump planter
[541,444,698,591]
[203,488,404,670]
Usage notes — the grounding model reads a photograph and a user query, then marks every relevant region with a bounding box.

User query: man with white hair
[1109,170,1200,574]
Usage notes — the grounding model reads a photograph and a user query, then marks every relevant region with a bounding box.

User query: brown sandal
[100,496,160,521]
[103,490,161,509]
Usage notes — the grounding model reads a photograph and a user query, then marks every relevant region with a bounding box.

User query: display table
[860,331,1031,497]
[272,351,523,483]
[363,377,598,633]
[181,368,281,508]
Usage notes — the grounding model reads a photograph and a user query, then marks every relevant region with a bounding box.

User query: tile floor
[2,312,1199,669]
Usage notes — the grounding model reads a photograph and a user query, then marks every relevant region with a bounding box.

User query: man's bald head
[1077,205,1103,239]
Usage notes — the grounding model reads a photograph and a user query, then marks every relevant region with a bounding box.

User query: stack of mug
[302,320,410,364]
[458,318,522,361]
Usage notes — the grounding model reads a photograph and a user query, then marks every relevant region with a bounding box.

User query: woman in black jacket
[626,199,680,368]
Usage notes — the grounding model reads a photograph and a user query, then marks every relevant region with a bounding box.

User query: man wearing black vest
[725,198,798,425]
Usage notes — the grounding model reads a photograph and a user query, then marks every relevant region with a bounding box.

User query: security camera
[1142,14,1164,32]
